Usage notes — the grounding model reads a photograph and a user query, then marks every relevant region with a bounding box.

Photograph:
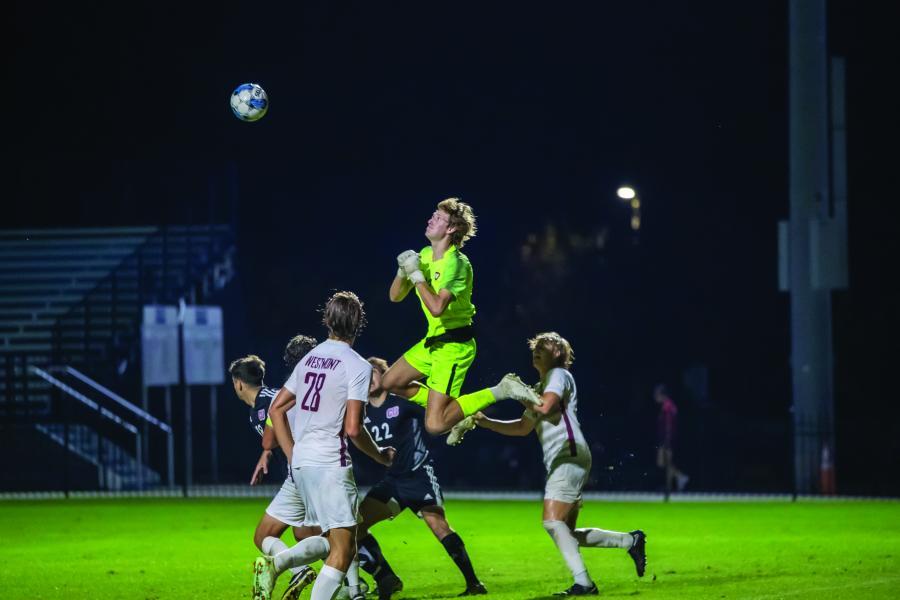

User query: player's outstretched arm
[473,411,536,437]
[269,387,297,461]
[529,391,562,417]
[345,400,396,467]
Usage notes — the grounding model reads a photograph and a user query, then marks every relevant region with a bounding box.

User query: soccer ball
[230,83,268,122]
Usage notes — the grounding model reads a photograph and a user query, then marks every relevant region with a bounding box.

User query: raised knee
[424,417,447,435]
[380,371,403,395]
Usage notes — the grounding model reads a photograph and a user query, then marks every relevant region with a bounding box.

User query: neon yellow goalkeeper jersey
[415,245,475,337]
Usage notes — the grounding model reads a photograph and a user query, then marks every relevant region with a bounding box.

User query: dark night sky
[8,1,899,492]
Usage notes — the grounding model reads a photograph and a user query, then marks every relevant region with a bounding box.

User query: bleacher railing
[50,224,235,378]
[30,365,150,492]
[1,225,235,493]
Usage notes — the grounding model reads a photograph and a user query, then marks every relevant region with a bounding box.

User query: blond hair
[527,331,574,368]
[367,356,389,374]
[437,197,477,248]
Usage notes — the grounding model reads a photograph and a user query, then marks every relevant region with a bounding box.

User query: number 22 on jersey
[370,422,393,442]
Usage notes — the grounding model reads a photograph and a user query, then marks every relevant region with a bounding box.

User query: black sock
[358,534,397,583]
[440,532,479,586]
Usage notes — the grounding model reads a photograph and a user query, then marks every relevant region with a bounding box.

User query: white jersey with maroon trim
[526,367,591,472]
[283,339,372,468]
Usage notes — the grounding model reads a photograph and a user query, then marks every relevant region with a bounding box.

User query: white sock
[311,564,344,600]
[574,528,634,549]
[543,520,592,587]
[273,535,330,575]
[261,536,309,577]
[346,556,360,595]
[261,536,286,556]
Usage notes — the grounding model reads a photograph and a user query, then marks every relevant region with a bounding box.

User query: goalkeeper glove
[397,250,425,284]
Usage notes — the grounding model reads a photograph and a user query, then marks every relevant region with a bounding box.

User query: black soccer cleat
[627,530,647,577]
[553,582,599,596]
[458,581,488,595]
[282,567,316,600]
[376,573,404,600]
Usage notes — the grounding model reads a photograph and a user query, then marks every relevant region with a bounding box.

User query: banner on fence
[182,306,225,385]
[141,305,180,386]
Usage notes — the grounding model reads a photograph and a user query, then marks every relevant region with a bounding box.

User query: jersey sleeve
[283,364,301,395]
[249,397,269,436]
[346,359,373,403]
[438,252,469,297]
[543,368,570,400]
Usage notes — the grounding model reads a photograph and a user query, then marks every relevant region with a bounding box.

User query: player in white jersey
[231,335,324,600]
[473,332,647,596]
[253,291,396,600]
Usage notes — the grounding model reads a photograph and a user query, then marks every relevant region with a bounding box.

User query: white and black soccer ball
[230,83,268,122]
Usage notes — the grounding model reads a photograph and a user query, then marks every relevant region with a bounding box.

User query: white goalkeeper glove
[397,249,425,284]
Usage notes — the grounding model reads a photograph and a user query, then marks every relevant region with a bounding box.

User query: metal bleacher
[0,227,155,414]
[0,225,236,491]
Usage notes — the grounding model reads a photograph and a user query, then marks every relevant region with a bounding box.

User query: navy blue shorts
[365,462,443,516]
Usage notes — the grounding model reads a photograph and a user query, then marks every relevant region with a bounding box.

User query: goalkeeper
[382,197,542,441]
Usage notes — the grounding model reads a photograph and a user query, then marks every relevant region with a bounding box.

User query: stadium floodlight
[616,186,636,200]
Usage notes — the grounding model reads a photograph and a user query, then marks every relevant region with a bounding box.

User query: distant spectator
[655,384,689,492]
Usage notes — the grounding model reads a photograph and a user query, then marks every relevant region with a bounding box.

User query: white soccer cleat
[497,373,542,407]
[252,555,276,600]
[446,415,477,446]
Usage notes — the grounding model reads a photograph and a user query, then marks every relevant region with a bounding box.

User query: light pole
[617,186,642,233]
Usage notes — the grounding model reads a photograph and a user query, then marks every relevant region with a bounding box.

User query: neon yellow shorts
[402,337,476,398]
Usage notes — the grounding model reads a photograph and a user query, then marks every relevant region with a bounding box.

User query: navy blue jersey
[365,394,431,475]
[249,386,280,437]
[248,385,290,478]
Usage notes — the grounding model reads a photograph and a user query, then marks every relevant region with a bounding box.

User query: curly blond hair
[527,331,574,368]
[367,356,389,374]
[437,197,477,248]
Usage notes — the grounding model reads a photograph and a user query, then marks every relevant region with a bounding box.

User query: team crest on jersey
[257,409,266,421]
[386,406,400,419]
[432,271,440,280]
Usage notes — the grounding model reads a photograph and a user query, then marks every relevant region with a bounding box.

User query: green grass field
[1,498,898,599]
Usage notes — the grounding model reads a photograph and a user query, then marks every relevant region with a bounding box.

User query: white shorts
[293,465,359,533]
[266,477,315,528]
[544,458,591,504]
